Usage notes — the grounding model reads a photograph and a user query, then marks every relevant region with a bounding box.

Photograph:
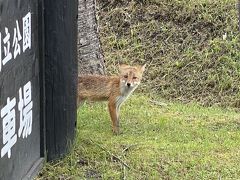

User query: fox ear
[141,64,146,72]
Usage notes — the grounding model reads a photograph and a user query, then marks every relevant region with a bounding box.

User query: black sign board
[0,0,77,178]
[0,1,43,179]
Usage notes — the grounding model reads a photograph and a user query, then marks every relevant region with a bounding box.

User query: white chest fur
[115,85,138,109]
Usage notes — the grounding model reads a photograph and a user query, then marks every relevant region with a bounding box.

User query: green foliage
[37,95,240,179]
[97,0,240,107]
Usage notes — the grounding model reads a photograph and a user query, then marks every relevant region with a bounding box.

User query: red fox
[78,64,146,134]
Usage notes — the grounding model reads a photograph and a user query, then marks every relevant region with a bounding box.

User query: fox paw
[112,129,121,135]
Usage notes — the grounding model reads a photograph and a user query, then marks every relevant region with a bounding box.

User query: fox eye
[124,75,128,78]
[133,77,137,79]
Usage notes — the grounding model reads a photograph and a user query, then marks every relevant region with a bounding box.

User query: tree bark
[77,0,106,75]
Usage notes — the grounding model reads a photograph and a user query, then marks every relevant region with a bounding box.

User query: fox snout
[126,82,133,88]
[123,80,139,89]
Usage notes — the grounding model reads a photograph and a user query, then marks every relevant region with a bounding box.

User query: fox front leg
[108,99,120,135]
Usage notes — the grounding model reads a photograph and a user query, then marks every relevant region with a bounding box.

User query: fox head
[119,64,146,93]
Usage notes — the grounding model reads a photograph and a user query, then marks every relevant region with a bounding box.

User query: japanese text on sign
[0,12,31,72]
[0,11,33,159]
[1,81,33,159]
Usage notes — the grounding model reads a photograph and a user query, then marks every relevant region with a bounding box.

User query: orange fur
[78,64,146,134]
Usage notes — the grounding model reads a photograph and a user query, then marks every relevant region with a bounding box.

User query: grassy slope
[97,0,240,107]
[37,94,240,179]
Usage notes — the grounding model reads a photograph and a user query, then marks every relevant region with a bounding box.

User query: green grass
[37,94,240,179]
[97,0,240,107]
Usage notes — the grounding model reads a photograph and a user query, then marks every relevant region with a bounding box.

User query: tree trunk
[77,0,106,75]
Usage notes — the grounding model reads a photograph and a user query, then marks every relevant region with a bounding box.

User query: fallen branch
[89,139,130,169]
[121,144,138,154]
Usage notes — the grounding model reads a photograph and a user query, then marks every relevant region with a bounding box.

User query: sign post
[44,0,78,161]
